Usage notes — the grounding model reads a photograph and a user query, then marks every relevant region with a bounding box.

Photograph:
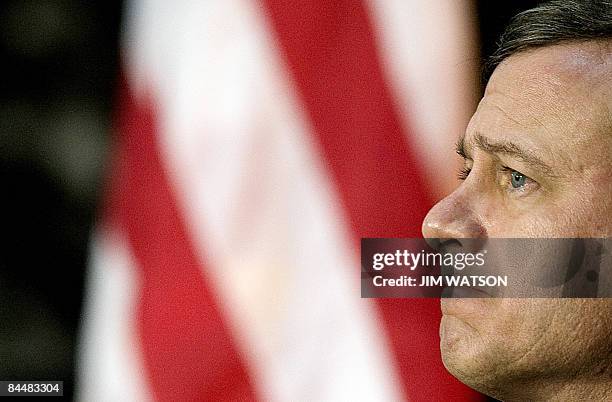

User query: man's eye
[510,170,527,188]
[501,167,536,192]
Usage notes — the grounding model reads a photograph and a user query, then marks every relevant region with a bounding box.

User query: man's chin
[439,307,499,394]
[439,314,478,367]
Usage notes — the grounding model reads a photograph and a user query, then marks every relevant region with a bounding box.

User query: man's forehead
[474,41,611,140]
[486,41,612,99]
[463,41,612,170]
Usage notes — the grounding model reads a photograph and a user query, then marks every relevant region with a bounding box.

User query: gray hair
[485,0,612,81]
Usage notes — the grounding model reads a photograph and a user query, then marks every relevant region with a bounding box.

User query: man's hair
[485,0,612,81]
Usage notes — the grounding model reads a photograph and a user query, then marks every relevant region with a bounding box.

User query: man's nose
[422,188,486,240]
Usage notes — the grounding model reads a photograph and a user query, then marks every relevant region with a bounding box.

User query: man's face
[422,42,612,398]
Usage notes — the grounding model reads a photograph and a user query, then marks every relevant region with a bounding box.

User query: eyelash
[458,166,534,189]
[457,166,471,181]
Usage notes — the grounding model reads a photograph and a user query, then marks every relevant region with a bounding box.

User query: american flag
[77,0,482,400]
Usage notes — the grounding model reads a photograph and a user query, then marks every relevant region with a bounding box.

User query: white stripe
[366,0,479,199]
[124,0,405,401]
[76,228,152,402]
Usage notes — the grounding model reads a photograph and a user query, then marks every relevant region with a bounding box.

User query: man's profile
[422,1,612,400]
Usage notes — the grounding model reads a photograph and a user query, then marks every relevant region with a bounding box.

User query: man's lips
[443,285,492,298]
[441,296,494,323]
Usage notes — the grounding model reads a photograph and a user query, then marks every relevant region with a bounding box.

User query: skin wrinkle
[507,303,558,370]
[472,133,558,177]
[494,52,606,142]
[489,75,604,175]
[490,83,563,141]
[442,312,482,338]
[422,41,612,401]
[459,133,548,175]
[490,103,525,128]
[488,69,562,132]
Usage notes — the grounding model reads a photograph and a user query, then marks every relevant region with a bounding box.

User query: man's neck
[501,377,612,401]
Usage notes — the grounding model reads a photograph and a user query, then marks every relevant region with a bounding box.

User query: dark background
[0,1,539,399]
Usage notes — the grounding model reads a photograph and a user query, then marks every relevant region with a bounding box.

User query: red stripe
[105,80,258,402]
[260,1,483,401]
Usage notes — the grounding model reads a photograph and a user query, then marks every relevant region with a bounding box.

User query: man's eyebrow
[456,132,556,176]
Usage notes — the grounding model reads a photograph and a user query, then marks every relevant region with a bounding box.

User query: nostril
[425,237,486,254]
[424,237,462,252]
[424,237,441,251]
[423,237,460,254]
[444,237,487,253]
[439,238,462,253]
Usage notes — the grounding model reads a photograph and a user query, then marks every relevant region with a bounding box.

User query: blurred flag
[78,0,481,401]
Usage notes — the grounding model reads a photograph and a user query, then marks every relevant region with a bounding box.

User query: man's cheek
[546,191,608,236]
[488,200,582,237]
[487,215,551,237]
